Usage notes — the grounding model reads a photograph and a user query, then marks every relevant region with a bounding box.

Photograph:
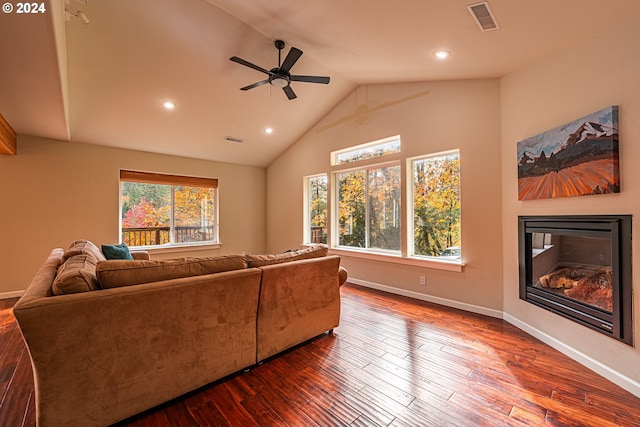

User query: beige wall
[501,16,640,383]
[0,135,266,294]
[267,79,504,310]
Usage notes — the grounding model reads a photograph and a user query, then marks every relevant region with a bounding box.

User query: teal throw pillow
[102,243,134,260]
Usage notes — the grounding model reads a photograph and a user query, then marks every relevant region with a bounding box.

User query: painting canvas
[517,106,619,201]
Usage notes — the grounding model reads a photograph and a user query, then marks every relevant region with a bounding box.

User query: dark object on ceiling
[230,39,330,100]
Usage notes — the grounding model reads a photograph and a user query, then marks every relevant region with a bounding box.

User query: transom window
[332,135,401,165]
[119,170,218,247]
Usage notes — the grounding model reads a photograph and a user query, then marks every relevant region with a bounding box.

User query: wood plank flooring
[2,283,640,426]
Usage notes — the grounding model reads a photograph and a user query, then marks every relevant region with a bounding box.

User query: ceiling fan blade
[279,47,303,74]
[230,56,273,75]
[283,85,297,100]
[240,80,269,91]
[290,75,330,84]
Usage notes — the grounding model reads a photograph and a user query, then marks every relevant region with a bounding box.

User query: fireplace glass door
[518,215,632,345]
[531,233,612,311]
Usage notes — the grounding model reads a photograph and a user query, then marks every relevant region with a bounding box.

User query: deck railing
[310,226,327,244]
[122,226,216,246]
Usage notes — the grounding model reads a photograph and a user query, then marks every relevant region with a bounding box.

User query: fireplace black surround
[518,215,633,345]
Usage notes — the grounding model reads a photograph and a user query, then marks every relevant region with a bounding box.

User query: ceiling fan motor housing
[269,69,290,88]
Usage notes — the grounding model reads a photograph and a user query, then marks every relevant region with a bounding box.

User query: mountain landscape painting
[517,106,619,201]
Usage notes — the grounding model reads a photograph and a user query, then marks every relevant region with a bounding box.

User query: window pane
[308,175,327,244]
[413,152,461,258]
[121,182,171,246]
[173,186,216,243]
[334,137,400,165]
[337,170,366,247]
[368,165,401,251]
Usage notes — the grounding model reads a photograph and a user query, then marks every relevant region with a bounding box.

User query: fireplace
[518,215,633,345]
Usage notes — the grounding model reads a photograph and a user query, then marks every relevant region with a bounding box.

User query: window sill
[328,247,465,272]
[129,243,221,255]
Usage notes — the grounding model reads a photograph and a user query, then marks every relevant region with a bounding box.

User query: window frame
[119,170,220,251]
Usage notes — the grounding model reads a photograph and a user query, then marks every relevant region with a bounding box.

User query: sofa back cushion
[96,254,248,289]
[62,239,106,263]
[52,254,101,295]
[245,245,328,268]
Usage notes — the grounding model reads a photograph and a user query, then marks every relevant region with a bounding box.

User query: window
[331,136,402,253]
[411,151,461,259]
[120,170,218,247]
[316,137,462,267]
[336,165,401,252]
[333,135,401,165]
[305,174,328,244]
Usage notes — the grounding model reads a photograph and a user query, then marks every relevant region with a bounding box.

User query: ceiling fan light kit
[230,40,330,100]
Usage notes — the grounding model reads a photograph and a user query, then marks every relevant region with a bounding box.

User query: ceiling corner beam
[0,112,17,155]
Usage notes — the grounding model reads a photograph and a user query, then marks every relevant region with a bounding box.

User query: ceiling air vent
[224,136,244,144]
[467,2,499,31]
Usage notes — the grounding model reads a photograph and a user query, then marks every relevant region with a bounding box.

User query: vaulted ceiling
[2,0,639,167]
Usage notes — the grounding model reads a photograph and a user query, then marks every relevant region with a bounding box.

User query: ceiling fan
[230,40,330,100]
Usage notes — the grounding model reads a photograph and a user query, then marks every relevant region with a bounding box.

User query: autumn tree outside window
[119,170,218,247]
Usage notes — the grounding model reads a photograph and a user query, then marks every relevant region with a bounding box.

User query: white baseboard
[0,290,24,300]
[347,278,640,399]
[504,313,640,398]
[347,278,503,319]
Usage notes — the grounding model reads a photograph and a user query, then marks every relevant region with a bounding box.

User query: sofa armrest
[131,251,150,260]
[256,255,342,361]
[338,266,348,286]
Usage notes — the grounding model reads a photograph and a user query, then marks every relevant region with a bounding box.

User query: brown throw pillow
[52,254,100,295]
[62,239,106,263]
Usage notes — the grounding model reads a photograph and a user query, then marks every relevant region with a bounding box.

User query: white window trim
[329,247,464,272]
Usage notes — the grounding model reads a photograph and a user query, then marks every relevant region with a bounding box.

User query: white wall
[501,16,640,385]
[267,79,504,311]
[0,135,266,295]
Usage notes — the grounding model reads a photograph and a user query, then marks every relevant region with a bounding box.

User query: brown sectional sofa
[13,240,346,427]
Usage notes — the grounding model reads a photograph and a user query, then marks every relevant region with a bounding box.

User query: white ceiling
[2,0,640,167]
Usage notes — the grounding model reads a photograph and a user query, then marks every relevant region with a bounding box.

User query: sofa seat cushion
[62,239,106,264]
[96,254,248,289]
[52,254,101,295]
[246,245,328,268]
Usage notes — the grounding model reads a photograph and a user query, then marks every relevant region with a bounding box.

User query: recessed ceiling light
[162,100,176,110]
[264,127,273,134]
[434,50,451,60]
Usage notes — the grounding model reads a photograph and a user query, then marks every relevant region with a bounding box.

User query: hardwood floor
[2,283,640,426]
